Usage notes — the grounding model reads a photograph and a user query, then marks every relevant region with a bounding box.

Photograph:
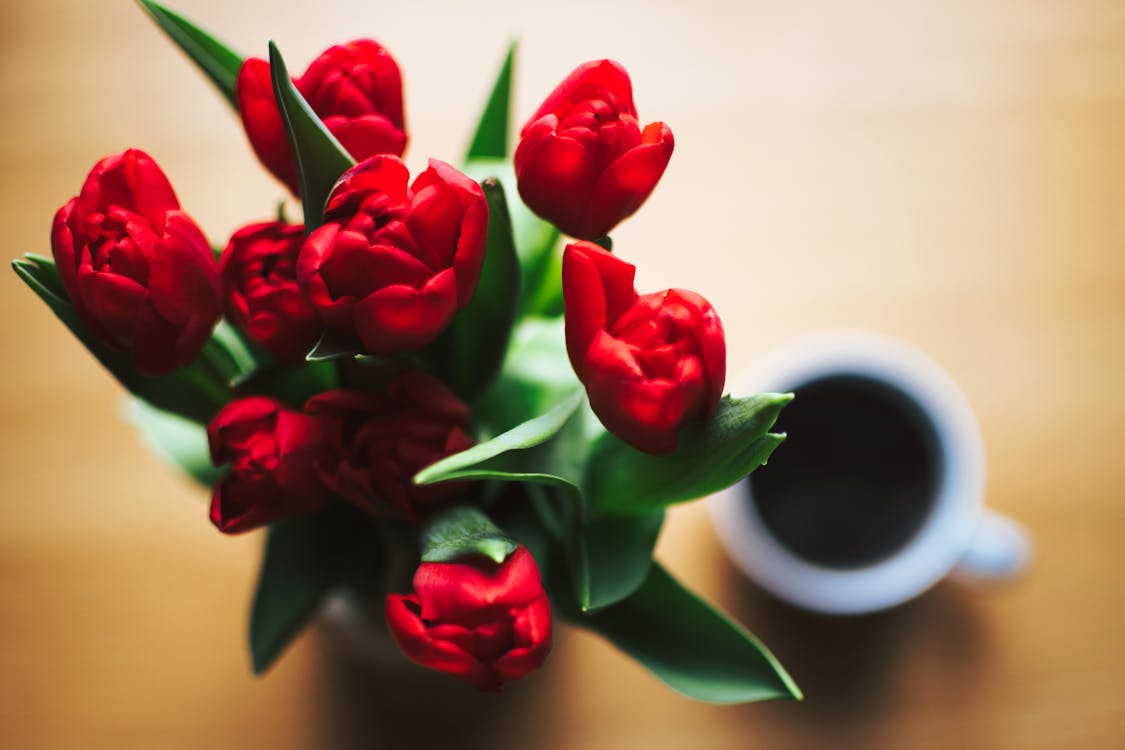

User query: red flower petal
[581,122,674,239]
[351,269,458,353]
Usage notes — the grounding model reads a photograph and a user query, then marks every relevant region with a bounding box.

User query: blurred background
[2,0,1123,747]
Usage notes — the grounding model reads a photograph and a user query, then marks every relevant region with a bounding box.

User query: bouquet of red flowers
[13,0,799,703]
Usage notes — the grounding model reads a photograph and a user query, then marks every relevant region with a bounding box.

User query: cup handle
[953,510,1032,581]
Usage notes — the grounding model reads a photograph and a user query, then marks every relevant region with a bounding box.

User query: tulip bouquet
[13,1,801,703]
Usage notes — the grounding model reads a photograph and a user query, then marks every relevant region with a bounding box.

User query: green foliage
[471,316,578,436]
[12,254,231,423]
[420,506,518,564]
[418,352,791,613]
[569,564,802,704]
[415,388,585,488]
[416,383,660,612]
[41,19,799,700]
[137,0,243,108]
[466,43,516,160]
[206,320,261,382]
[268,41,355,230]
[462,160,561,319]
[521,243,564,317]
[249,504,377,674]
[585,394,791,515]
[124,398,224,487]
[574,510,665,612]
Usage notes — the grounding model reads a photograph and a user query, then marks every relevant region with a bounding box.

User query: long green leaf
[423,369,661,612]
[420,506,517,564]
[576,510,664,612]
[462,160,561,318]
[20,252,65,296]
[421,178,520,401]
[530,484,662,615]
[465,43,516,160]
[12,254,227,423]
[584,394,791,516]
[268,41,355,231]
[249,503,377,674]
[414,387,584,487]
[124,398,224,487]
[207,319,262,383]
[571,564,802,704]
[137,0,243,108]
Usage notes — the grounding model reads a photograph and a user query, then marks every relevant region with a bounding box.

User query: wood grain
[1,1,1122,747]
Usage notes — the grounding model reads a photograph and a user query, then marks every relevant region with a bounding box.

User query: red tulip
[562,241,726,454]
[237,39,408,194]
[305,372,473,519]
[207,396,329,533]
[50,149,222,374]
[514,59,674,240]
[297,156,488,354]
[220,221,322,363]
[386,546,552,691]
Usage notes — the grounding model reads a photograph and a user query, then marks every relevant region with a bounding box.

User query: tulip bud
[563,241,726,455]
[296,156,488,354]
[220,221,322,363]
[305,372,474,520]
[50,149,222,375]
[514,59,674,240]
[236,39,408,194]
[385,546,552,691]
[207,397,329,534]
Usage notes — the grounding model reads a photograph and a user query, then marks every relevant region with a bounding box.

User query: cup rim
[707,329,986,614]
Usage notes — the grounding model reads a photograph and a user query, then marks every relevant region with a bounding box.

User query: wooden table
[2,1,1122,747]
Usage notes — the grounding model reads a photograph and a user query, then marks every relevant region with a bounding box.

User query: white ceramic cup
[708,330,1030,615]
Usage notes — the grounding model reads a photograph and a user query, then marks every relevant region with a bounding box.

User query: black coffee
[748,375,942,568]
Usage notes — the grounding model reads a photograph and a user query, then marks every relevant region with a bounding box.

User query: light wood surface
[2,1,1123,748]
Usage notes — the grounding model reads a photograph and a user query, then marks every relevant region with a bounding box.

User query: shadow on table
[719,559,991,745]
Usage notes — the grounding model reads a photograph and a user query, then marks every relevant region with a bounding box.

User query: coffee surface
[749,375,942,568]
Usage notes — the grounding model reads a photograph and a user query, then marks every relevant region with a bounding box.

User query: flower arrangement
[12,0,800,704]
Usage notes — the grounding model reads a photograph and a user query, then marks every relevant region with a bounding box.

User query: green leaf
[422,178,520,401]
[196,319,264,389]
[249,503,377,674]
[420,506,518,564]
[433,383,658,612]
[20,252,65,296]
[462,160,560,318]
[268,40,355,231]
[466,43,516,160]
[138,0,243,108]
[576,510,664,612]
[584,394,792,516]
[414,387,585,487]
[12,254,228,423]
[206,319,262,383]
[471,316,577,436]
[124,398,224,487]
[571,564,801,704]
[525,446,663,612]
[491,486,554,581]
[521,243,563,317]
